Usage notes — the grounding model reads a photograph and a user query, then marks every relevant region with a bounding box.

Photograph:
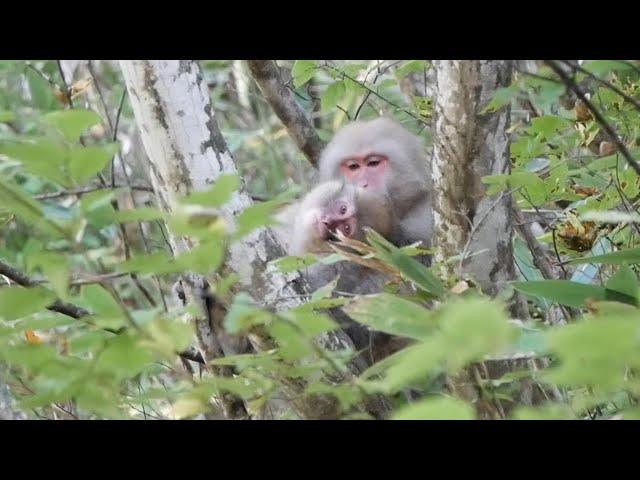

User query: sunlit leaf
[392,397,475,420]
[0,286,56,321]
[41,109,102,143]
[344,293,435,340]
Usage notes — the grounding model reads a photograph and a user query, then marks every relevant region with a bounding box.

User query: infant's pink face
[314,197,357,240]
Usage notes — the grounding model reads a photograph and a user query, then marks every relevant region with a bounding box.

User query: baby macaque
[285,180,395,256]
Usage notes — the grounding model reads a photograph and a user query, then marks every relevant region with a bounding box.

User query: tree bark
[0,373,27,420]
[432,60,540,418]
[433,60,524,308]
[119,60,377,419]
[247,60,325,167]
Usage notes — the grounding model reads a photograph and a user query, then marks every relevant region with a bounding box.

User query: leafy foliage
[1,60,640,420]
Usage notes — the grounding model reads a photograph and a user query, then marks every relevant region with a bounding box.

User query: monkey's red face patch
[340,153,389,191]
[317,199,358,240]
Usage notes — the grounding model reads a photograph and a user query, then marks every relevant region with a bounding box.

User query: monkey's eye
[347,163,360,171]
[343,224,351,234]
[339,204,347,215]
[366,155,384,167]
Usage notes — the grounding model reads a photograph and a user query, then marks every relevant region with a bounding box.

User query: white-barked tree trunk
[119,60,378,419]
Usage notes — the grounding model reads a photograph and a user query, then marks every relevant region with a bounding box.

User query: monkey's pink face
[316,199,357,240]
[340,153,389,191]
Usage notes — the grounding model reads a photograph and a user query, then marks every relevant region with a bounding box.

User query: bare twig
[546,60,640,176]
[561,60,640,113]
[35,184,153,200]
[0,258,204,364]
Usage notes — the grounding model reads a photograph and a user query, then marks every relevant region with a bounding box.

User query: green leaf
[0,286,56,320]
[41,109,102,143]
[481,84,520,113]
[0,139,70,187]
[173,239,225,275]
[569,247,640,265]
[322,81,346,113]
[68,143,119,184]
[437,298,515,369]
[581,60,635,76]
[114,207,164,223]
[0,176,67,237]
[512,405,575,420]
[272,254,319,273]
[605,265,639,301]
[116,251,174,275]
[96,334,154,378]
[367,229,445,297]
[369,298,513,394]
[224,293,272,335]
[311,276,338,301]
[144,317,194,357]
[28,251,70,299]
[291,60,317,88]
[395,60,428,79]
[514,280,606,308]
[344,293,436,340]
[392,397,475,420]
[506,326,550,357]
[580,211,640,224]
[529,115,571,140]
[12,312,77,333]
[234,200,283,238]
[269,320,314,361]
[545,315,640,389]
[181,174,240,207]
[168,206,227,239]
[281,309,338,337]
[0,111,16,123]
[25,68,56,110]
[513,280,638,308]
[80,284,123,317]
[79,189,117,228]
[69,330,112,355]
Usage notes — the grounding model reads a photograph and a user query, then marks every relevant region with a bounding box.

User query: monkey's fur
[273,180,407,363]
[274,118,432,369]
[318,117,432,248]
[279,180,396,256]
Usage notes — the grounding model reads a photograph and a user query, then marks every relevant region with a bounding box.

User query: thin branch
[111,89,127,188]
[0,258,90,318]
[247,60,325,167]
[56,60,74,109]
[35,184,153,200]
[545,60,640,176]
[325,64,428,125]
[561,60,640,113]
[86,60,115,132]
[512,209,571,324]
[0,258,204,364]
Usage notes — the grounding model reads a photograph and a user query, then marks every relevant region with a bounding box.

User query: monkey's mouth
[317,217,357,242]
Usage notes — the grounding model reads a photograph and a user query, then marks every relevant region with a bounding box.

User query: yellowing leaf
[25,329,44,344]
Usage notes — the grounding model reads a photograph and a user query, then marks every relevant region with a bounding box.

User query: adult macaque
[273,117,431,371]
[318,117,432,248]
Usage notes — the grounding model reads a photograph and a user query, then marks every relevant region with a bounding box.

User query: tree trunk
[0,371,27,420]
[432,60,540,418]
[433,60,524,305]
[119,60,380,419]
